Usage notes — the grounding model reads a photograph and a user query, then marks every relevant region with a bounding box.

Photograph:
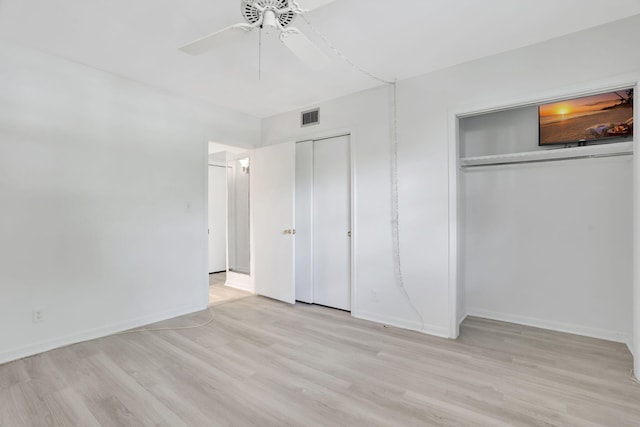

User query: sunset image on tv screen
[539,89,634,145]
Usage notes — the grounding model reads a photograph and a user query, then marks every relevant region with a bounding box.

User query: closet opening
[450,82,637,356]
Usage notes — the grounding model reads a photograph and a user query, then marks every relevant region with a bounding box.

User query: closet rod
[461,151,632,169]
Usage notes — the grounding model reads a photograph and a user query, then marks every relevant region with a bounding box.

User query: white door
[208,165,227,273]
[313,135,351,310]
[252,142,296,304]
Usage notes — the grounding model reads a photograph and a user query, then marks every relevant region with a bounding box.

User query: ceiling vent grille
[301,109,320,127]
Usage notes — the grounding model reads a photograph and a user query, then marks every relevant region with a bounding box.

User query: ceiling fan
[179,0,337,69]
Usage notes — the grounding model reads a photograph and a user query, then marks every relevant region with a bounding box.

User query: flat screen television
[539,88,634,146]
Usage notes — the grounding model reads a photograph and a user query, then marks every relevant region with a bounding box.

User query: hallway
[209,272,251,306]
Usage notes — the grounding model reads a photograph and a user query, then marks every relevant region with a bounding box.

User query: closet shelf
[460,141,634,167]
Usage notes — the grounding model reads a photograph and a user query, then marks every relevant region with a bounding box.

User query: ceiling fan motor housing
[241,0,296,28]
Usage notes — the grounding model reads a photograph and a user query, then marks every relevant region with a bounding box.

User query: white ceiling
[1,0,639,118]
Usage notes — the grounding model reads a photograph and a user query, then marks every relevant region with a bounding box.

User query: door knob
[283,229,296,235]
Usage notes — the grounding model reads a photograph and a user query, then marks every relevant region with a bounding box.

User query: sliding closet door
[313,135,351,310]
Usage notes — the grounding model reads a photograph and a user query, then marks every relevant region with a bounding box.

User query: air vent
[301,109,320,127]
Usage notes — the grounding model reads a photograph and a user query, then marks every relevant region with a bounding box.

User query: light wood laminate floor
[209,272,252,306]
[1,296,639,426]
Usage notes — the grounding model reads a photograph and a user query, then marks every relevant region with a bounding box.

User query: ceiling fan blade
[294,0,338,11]
[179,23,254,55]
[280,28,330,70]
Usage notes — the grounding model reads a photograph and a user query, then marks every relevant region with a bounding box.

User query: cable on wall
[302,16,425,330]
[112,307,215,336]
[299,15,393,86]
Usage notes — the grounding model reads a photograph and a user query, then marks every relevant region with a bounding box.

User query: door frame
[206,143,255,303]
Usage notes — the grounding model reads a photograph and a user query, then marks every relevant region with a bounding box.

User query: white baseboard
[354,310,450,338]
[0,303,207,365]
[225,271,253,293]
[466,307,630,344]
[458,311,468,327]
[224,281,253,293]
[626,338,636,358]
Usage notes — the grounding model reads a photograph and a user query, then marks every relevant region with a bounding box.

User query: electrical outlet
[32,308,44,323]
[371,290,378,302]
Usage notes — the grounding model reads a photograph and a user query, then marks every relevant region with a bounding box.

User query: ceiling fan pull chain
[258,27,262,80]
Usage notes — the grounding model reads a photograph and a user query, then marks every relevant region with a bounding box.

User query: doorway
[295,134,352,311]
[207,143,253,306]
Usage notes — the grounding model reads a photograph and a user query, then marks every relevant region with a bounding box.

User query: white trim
[225,271,254,293]
[460,141,633,167]
[249,152,256,296]
[349,131,357,317]
[0,303,207,365]
[454,74,639,118]
[447,102,460,341]
[208,160,227,167]
[266,127,353,148]
[354,310,450,338]
[447,109,460,339]
[627,339,636,359]
[633,80,640,380]
[458,311,468,328]
[203,139,211,307]
[467,308,630,344]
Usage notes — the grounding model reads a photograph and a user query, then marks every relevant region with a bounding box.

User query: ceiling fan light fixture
[242,1,296,28]
[262,9,279,30]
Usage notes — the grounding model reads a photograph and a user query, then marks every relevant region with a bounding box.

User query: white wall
[459,106,538,157]
[209,141,249,155]
[462,157,633,342]
[261,15,640,339]
[0,40,260,363]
